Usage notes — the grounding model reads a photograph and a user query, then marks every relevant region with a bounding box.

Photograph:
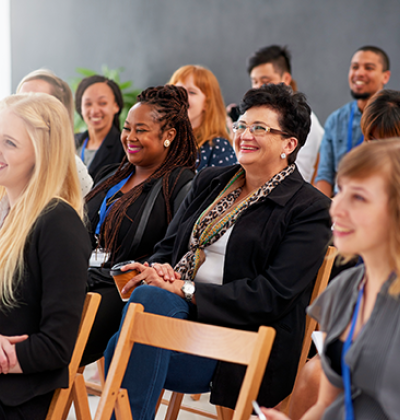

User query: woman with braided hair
[103,83,331,417]
[81,85,196,364]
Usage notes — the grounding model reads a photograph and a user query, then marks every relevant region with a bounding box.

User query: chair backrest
[45,292,102,420]
[297,246,335,372]
[94,303,276,420]
[279,245,335,414]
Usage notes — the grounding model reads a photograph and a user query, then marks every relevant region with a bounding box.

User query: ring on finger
[141,280,147,285]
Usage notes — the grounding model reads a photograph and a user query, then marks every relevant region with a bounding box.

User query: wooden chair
[278,246,336,414]
[160,246,336,420]
[45,292,102,420]
[84,357,106,397]
[91,302,276,420]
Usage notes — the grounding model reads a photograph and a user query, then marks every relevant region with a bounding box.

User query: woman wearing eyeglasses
[103,83,331,418]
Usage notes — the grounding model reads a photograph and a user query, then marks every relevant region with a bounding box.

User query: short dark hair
[239,83,311,164]
[361,89,400,140]
[247,45,292,75]
[75,75,124,130]
[356,46,390,71]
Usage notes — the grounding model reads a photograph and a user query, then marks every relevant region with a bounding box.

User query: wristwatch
[181,280,196,302]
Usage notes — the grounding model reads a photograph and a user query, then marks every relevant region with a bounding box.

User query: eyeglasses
[232,122,290,138]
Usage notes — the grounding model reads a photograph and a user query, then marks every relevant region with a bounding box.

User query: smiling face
[250,63,291,89]
[174,75,206,129]
[0,110,36,205]
[330,174,391,260]
[121,103,175,170]
[234,106,297,178]
[81,82,119,133]
[348,50,390,100]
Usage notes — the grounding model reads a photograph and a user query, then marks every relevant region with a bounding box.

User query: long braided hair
[86,84,198,258]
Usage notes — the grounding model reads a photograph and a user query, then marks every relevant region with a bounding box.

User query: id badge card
[89,248,110,267]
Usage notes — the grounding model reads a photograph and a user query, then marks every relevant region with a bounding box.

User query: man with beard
[315,46,391,197]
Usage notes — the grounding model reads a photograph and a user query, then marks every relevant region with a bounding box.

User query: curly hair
[239,83,311,164]
[86,84,197,260]
[75,75,123,130]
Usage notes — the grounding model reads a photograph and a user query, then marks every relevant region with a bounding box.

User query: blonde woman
[263,139,400,420]
[169,65,236,171]
[0,94,91,419]
[17,68,94,196]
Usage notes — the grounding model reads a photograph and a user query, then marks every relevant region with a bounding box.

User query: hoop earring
[280,152,286,159]
[164,139,171,148]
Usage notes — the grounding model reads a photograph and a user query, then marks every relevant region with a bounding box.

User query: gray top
[307,265,399,420]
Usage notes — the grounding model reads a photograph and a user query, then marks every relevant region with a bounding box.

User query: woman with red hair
[169,65,236,171]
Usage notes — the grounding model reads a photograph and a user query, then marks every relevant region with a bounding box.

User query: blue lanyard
[347,101,364,153]
[80,137,89,162]
[342,281,365,420]
[95,175,131,235]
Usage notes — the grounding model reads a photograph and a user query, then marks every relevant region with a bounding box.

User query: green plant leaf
[76,67,97,77]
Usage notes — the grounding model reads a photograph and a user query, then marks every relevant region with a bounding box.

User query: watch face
[183,281,195,294]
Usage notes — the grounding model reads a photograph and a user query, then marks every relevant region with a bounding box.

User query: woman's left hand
[121,263,185,297]
[148,262,181,282]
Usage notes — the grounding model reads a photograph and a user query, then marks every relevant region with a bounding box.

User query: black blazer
[75,125,125,180]
[0,200,91,406]
[149,164,332,408]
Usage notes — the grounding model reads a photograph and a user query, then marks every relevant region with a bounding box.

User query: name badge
[89,249,110,267]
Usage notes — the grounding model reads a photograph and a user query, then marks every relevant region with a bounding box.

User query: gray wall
[11,0,400,124]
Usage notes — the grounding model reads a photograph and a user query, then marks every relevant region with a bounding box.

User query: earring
[280,152,286,159]
[164,139,171,148]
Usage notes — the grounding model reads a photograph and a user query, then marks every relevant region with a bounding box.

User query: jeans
[104,286,218,420]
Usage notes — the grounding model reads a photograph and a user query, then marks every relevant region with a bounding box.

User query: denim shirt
[196,137,237,172]
[315,101,363,189]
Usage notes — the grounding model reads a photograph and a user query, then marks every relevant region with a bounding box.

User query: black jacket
[149,164,332,408]
[75,125,125,180]
[0,200,91,406]
[86,166,195,266]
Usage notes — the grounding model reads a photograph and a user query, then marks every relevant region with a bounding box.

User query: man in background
[245,45,324,182]
[315,46,391,197]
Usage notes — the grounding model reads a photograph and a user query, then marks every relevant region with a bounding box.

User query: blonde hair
[337,138,400,295]
[0,93,83,308]
[16,69,74,129]
[169,65,230,147]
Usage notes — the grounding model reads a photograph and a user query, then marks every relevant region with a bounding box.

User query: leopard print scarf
[174,165,295,280]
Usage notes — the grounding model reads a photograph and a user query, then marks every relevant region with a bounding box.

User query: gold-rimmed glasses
[232,122,290,138]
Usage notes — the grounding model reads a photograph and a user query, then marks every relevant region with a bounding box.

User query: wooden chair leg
[72,373,92,420]
[155,389,166,415]
[191,393,201,401]
[216,406,234,420]
[97,357,106,388]
[164,392,184,420]
[115,389,133,420]
[61,392,74,420]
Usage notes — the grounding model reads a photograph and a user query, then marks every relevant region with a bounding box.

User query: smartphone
[252,400,267,420]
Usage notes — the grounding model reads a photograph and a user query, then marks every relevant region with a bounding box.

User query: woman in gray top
[263,138,400,420]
